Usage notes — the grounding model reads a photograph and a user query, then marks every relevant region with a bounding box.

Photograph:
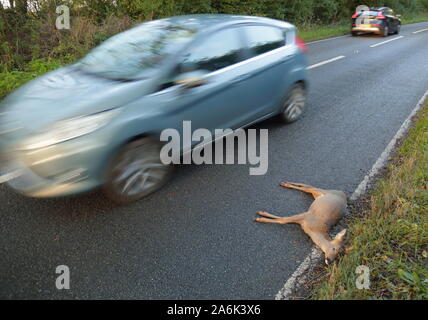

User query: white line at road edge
[276,88,428,300]
[413,27,428,34]
[306,56,346,70]
[370,36,404,48]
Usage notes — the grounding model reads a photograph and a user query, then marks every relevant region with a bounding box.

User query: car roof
[370,7,390,11]
[159,14,293,31]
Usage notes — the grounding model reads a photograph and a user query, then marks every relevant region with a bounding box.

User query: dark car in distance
[352,7,401,37]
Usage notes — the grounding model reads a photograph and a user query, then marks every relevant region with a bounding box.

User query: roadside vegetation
[312,101,428,300]
[1,1,428,99]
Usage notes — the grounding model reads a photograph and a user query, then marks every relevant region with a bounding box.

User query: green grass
[298,12,428,43]
[312,102,428,300]
[299,23,350,42]
[401,12,428,24]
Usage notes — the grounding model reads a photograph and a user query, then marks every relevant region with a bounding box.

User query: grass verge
[299,23,350,42]
[312,101,428,300]
[299,12,428,43]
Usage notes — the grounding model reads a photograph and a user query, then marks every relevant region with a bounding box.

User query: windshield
[79,21,197,80]
[358,11,381,17]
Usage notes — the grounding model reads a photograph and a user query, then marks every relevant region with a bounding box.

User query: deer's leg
[282,181,321,188]
[280,182,326,199]
[254,217,286,224]
[256,211,283,219]
[255,212,305,225]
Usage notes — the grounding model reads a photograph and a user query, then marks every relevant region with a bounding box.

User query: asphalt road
[1,22,428,299]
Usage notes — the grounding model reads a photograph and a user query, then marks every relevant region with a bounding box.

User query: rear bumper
[352,27,382,33]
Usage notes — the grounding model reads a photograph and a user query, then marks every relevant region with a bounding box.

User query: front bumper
[2,159,95,197]
[0,137,109,198]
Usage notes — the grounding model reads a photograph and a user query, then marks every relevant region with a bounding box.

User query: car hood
[0,64,155,134]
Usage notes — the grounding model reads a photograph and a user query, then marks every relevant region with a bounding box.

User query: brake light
[295,35,308,53]
[377,12,386,19]
[352,13,360,18]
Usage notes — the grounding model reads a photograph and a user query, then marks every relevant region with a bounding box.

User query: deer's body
[255,182,348,264]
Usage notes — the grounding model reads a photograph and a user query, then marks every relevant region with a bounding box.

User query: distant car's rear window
[358,11,381,16]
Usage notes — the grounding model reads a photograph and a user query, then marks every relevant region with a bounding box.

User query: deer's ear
[334,229,347,242]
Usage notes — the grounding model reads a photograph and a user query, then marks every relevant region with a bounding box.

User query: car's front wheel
[279,83,307,124]
[382,25,389,37]
[103,138,173,204]
[395,24,401,34]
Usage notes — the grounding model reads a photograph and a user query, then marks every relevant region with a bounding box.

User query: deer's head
[324,229,347,265]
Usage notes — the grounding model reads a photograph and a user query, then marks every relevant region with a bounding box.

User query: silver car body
[0,15,308,198]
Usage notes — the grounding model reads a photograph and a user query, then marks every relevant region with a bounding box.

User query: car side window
[178,28,243,73]
[243,25,285,57]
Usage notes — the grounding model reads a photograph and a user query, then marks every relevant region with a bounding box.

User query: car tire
[103,138,173,204]
[382,25,389,37]
[351,31,358,37]
[279,83,307,124]
[395,24,401,34]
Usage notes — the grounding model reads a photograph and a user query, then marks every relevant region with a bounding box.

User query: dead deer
[255,182,348,264]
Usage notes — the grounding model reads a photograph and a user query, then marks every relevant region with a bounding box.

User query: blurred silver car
[0,15,309,203]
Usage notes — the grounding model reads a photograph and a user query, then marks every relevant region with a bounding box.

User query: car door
[239,24,295,117]
[140,26,267,140]
[388,9,399,31]
[384,8,397,31]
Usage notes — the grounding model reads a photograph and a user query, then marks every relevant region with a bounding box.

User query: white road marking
[307,35,350,45]
[276,88,428,300]
[306,56,346,70]
[413,27,428,34]
[370,36,404,48]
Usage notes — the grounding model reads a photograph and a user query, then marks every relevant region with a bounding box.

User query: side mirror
[174,71,209,90]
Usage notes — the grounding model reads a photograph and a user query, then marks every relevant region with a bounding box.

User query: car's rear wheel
[103,138,173,204]
[382,25,389,37]
[351,31,358,37]
[279,83,307,124]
